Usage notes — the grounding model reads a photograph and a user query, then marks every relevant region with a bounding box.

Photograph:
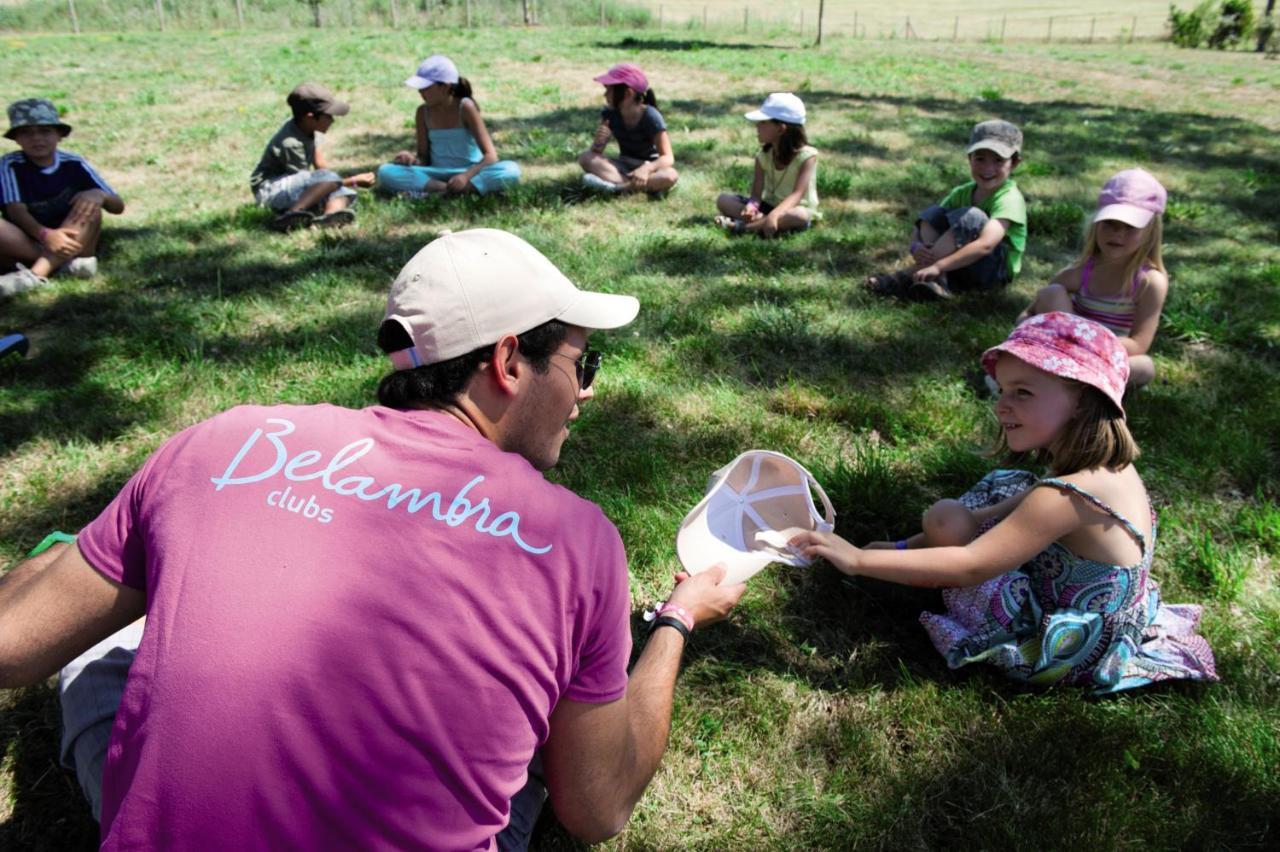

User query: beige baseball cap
[383,229,640,369]
[676,450,836,585]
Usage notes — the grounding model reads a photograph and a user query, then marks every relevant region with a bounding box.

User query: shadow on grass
[593,36,777,52]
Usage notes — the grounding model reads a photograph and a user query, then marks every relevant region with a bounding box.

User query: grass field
[1,22,1279,850]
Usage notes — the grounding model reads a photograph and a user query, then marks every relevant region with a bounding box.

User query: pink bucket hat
[982,312,1130,415]
[1094,168,1166,229]
[593,62,649,95]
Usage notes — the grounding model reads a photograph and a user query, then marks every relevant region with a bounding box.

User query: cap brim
[592,73,623,86]
[555,291,640,332]
[966,141,1018,158]
[743,109,770,122]
[1093,204,1154,228]
[4,123,71,140]
[325,101,351,117]
[405,75,431,89]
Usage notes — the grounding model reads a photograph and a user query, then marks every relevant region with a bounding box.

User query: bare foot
[348,172,376,188]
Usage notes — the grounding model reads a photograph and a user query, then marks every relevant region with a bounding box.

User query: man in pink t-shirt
[0,229,746,850]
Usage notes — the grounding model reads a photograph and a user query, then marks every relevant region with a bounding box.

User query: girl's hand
[788,530,862,575]
[43,227,82,258]
[913,263,944,282]
[760,214,780,237]
[393,150,416,166]
[446,173,471,194]
[590,123,611,154]
[741,202,762,222]
[911,245,937,265]
[628,168,651,190]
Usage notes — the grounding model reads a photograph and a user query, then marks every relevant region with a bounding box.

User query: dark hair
[450,76,477,109]
[763,121,808,167]
[289,102,316,122]
[376,319,569,409]
[992,384,1138,476]
[606,83,658,110]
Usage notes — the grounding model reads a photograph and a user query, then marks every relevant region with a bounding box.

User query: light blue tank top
[426,101,483,169]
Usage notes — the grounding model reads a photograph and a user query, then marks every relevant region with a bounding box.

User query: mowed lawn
[1,23,1278,850]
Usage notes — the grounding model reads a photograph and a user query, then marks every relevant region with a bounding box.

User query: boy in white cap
[5,229,744,850]
[868,118,1027,300]
[714,92,820,237]
[250,83,372,232]
[0,98,124,296]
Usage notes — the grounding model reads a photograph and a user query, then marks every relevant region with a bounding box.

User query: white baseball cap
[383,229,640,369]
[405,54,460,89]
[676,450,835,585]
[744,92,806,126]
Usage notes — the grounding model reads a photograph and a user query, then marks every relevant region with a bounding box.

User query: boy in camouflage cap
[0,98,125,297]
[867,118,1028,301]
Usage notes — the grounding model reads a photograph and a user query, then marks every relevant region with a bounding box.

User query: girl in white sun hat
[715,92,819,237]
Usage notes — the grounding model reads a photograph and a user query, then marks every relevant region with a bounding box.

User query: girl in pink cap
[577,63,679,195]
[790,313,1217,694]
[1018,168,1169,388]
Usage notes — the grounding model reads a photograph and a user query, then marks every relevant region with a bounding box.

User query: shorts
[730,195,815,230]
[609,154,658,176]
[253,170,356,212]
[917,204,1011,292]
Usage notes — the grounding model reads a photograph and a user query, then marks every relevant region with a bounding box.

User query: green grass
[2,25,1279,850]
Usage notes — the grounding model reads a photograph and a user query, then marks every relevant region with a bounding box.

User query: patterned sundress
[919,470,1218,695]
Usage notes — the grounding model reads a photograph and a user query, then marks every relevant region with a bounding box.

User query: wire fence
[0,0,1195,42]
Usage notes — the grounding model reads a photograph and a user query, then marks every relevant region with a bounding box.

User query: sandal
[714,215,746,235]
[271,209,315,232]
[866,268,914,297]
[314,209,356,229]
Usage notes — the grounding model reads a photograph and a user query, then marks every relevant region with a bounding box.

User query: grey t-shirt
[249,119,322,190]
[601,105,666,162]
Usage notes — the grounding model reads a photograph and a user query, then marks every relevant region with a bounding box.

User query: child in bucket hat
[788,312,1218,694]
[867,118,1027,301]
[713,93,821,238]
[1017,168,1170,389]
[1,98,125,295]
[577,63,679,195]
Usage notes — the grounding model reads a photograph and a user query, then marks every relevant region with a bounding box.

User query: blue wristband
[28,530,77,557]
[895,539,908,551]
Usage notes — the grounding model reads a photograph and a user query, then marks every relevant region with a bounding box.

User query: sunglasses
[552,348,602,390]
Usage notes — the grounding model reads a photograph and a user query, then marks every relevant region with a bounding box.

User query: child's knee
[1128,355,1155,388]
[577,150,599,170]
[716,193,739,214]
[1033,283,1073,312]
[922,499,978,548]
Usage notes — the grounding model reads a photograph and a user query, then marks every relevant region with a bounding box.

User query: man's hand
[666,563,746,628]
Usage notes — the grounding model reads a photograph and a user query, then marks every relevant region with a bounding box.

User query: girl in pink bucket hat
[577,63,679,195]
[789,313,1218,694]
[1018,168,1169,389]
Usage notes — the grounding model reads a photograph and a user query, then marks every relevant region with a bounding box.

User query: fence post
[853,10,857,37]
[1000,14,1006,42]
[1129,15,1136,42]
[235,0,244,28]
[155,0,165,30]
[659,4,663,28]
[1046,16,1053,42]
[800,9,804,36]
[743,7,748,33]
[599,0,604,27]
[953,15,958,41]
[391,0,399,28]
[466,0,472,27]
[1088,16,1095,43]
[67,0,80,33]
[703,5,707,28]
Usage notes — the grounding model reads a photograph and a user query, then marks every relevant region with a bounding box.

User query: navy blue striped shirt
[1,150,116,227]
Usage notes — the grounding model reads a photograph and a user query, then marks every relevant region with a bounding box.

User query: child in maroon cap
[790,313,1217,694]
[577,63,679,195]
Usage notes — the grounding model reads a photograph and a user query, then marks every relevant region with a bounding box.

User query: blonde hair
[1074,215,1165,293]
[993,384,1139,476]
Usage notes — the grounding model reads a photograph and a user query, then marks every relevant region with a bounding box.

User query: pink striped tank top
[1071,257,1149,336]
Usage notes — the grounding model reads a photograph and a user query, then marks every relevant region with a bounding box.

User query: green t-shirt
[939,178,1026,278]
[249,119,321,191]
[755,145,819,213]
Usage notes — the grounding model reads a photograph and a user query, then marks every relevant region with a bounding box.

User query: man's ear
[487,334,523,398]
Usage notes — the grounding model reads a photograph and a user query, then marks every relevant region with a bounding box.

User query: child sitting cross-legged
[250,83,372,232]
[577,63,679,196]
[790,313,1218,694]
[867,119,1027,301]
[714,93,820,238]
[0,99,124,297]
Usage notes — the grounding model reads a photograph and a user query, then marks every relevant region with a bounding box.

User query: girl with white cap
[577,62,679,195]
[375,54,521,197]
[790,313,1218,694]
[1017,168,1169,388]
[714,92,819,237]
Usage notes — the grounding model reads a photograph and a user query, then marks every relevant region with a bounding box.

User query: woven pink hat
[593,63,649,95]
[1094,168,1166,229]
[982,312,1129,414]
